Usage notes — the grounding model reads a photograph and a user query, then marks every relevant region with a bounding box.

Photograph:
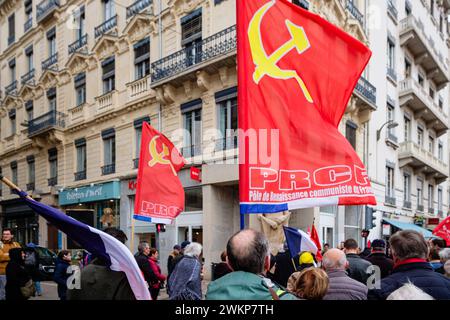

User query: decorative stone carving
[57,70,71,86]
[183,80,193,99]
[39,70,59,89]
[218,66,229,87]
[18,85,35,101]
[196,70,211,92]
[123,15,154,44]
[92,35,118,61]
[66,53,89,75]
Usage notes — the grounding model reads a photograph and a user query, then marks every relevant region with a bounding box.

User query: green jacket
[206,271,297,300]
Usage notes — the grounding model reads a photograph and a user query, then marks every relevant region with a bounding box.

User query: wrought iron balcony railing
[48,176,58,186]
[28,110,66,137]
[151,25,237,83]
[215,136,238,151]
[68,34,88,54]
[26,182,35,191]
[21,69,35,85]
[417,204,424,212]
[102,164,116,175]
[182,145,203,158]
[74,171,86,181]
[387,0,398,21]
[355,76,377,105]
[95,15,117,38]
[37,0,60,23]
[5,81,17,95]
[385,195,396,206]
[24,18,33,33]
[133,158,139,169]
[42,53,58,70]
[346,0,364,26]
[403,200,412,209]
[126,0,152,19]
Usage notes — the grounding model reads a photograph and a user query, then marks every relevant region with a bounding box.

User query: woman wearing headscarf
[5,248,32,300]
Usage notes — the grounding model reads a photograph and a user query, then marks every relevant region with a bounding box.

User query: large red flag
[433,216,450,246]
[238,0,377,213]
[134,122,186,224]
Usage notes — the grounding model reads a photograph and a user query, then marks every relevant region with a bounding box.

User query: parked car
[24,245,57,281]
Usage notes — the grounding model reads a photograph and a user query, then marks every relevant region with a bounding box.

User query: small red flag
[190,166,202,182]
[433,216,450,247]
[134,122,186,224]
[310,224,322,261]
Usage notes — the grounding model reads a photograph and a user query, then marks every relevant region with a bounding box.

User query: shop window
[185,187,203,212]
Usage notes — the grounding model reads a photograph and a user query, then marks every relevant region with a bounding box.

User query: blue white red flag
[283,225,318,258]
[13,190,151,300]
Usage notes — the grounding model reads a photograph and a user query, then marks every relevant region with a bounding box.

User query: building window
[387,104,395,136]
[103,0,116,21]
[10,161,18,186]
[27,155,35,186]
[9,58,16,83]
[48,148,58,186]
[134,38,150,80]
[9,109,16,136]
[404,58,412,78]
[25,46,34,72]
[417,178,424,208]
[438,188,443,212]
[133,117,150,162]
[25,101,33,122]
[386,165,395,200]
[75,6,85,40]
[182,100,202,157]
[216,87,238,150]
[428,184,434,211]
[102,57,115,94]
[439,15,444,33]
[47,88,57,111]
[428,136,435,155]
[438,142,443,160]
[345,121,357,150]
[185,187,203,212]
[8,14,15,45]
[403,173,411,206]
[74,73,86,106]
[344,206,362,246]
[102,128,116,175]
[25,0,33,21]
[181,9,202,65]
[417,127,424,147]
[418,73,424,87]
[404,116,411,142]
[387,38,395,70]
[429,87,435,100]
[430,0,435,16]
[75,138,87,180]
[47,27,56,56]
[405,1,412,15]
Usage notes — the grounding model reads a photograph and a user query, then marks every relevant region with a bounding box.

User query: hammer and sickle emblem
[248,1,313,103]
[148,135,177,176]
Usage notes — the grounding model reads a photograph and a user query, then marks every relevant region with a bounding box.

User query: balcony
[385,195,396,206]
[353,76,377,110]
[151,25,237,87]
[127,76,150,102]
[28,110,66,138]
[387,0,398,22]
[133,158,139,169]
[68,35,88,55]
[346,0,364,27]
[398,141,448,184]
[48,177,58,187]
[95,90,117,114]
[74,171,86,181]
[126,0,152,19]
[399,78,448,137]
[95,15,117,39]
[102,164,115,175]
[21,69,35,86]
[400,16,449,89]
[5,81,18,96]
[182,145,203,158]
[42,53,58,71]
[26,182,35,191]
[417,204,424,212]
[37,0,60,24]
[24,18,33,33]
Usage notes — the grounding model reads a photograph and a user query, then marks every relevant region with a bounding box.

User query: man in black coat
[135,241,157,287]
[365,239,394,279]
[369,230,450,300]
[344,239,372,284]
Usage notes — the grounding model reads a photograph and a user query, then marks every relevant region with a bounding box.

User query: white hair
[322,252,347,270]
[439,248,450,262]
[184,242,203,258]
[444,260,450,278]
[387,283,434,300]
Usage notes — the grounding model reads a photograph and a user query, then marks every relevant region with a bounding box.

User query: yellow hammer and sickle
[148,135,177,176]
[248,1,313,103]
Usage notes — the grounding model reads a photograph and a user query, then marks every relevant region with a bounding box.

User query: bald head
[322,248,348,271]
[226,229,269,274]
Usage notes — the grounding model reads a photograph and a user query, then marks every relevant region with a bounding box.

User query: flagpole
[0,175,32,200]
[130,216,136,253]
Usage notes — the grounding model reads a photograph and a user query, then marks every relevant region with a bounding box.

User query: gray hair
[439,248,450,262]
[138,242,150,253]
[322,249,347,271]
[387,283,434,300]
[184,242,202,258]
[389,230,428,260]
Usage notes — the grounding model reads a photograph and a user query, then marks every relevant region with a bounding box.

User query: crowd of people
[1,225,450,301]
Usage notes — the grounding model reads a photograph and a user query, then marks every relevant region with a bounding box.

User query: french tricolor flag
[283,225,319,259]
[13,190,151,300]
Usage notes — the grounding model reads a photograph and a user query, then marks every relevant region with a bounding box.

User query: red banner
[134,123,186,224]
[238,0,376,213]
[433,216,450,246]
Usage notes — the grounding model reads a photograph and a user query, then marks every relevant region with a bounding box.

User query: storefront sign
[382,224,391,236]
[428,218,440,225]
[128,180,138,191]
[59,181,121,206]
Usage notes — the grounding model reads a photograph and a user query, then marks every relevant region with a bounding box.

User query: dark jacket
[346,253,372,284]
[54,258,71,300]
[167,252,180,276]
[365,252,394,279]
[272,251,295,288]
[5,248,31,301]
[368,261,450,300]
[67,258,135,300]
[323,270,368,300]
[135,253,157,286]
[214,262,232,280]
[168,255,202,300]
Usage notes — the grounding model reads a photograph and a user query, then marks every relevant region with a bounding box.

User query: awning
[382,218,434,238]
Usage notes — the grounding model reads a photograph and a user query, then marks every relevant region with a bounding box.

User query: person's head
[58,250,71,262]
[444,260,450,277]
[1,228,13,242]
[184,242,202,258]
[322,248,348,271]
[138,242,151,256]
[226,229,269,275]
[299,251,315,266]
[292,268,329,300]
[220,250,227,262]
[429,248,441,261]
[9,248,25,264]
[439,248,450,264]
[173,245,181,255]
[387,283,434,300]
[371,239,386,253]
[180,240,191,253]
[323,243,329,251]
[149,248,158,259]
[430,238,446,250]
[389,230,428,264]
[103,227,128,244]
[343,239,359,254]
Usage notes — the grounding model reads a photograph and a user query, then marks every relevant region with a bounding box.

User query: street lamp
[376,120,399,141]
